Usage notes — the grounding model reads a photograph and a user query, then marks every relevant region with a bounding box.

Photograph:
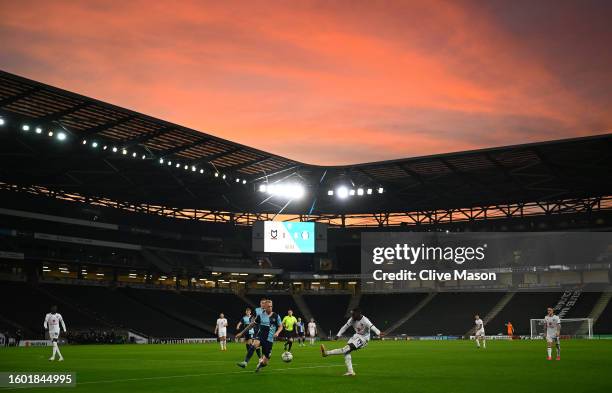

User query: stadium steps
[140,248,173,273]
[464,291,515,336]
[291,293,322,336]
[0,312,33,338]
[384,292,436,335]
[346,293,362,316]
[583,290,612,335]
[36,284,115,330]
[121,288,213,336]
[234,292,256,308]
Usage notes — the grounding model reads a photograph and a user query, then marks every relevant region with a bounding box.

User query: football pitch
[1,340,611,393]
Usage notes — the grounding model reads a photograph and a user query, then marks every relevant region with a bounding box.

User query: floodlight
[337,186,349,199]
[57,132,67,141]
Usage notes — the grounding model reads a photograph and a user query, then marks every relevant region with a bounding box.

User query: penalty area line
[0,364,348,390]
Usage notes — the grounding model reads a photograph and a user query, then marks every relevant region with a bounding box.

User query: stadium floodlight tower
[530,318,593,339]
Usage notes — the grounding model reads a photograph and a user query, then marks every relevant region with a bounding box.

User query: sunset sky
[1,0,611,165]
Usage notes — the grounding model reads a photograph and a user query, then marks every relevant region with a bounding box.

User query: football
[281,351,293,363]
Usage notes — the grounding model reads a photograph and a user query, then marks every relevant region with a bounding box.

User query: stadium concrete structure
[1,70,612,343]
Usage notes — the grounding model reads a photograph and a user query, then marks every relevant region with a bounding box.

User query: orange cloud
[0,0,610,165]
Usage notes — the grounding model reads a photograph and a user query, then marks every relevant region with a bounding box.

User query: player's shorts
[217,328,227,338]
[282,329,297,339]
[260,340,273,358]
[347,334,369,350]
[297,331,305,337]
[546,334,559,343]
[244,331,254,340]
[49,331,60,340]
[308,330,316,337]
[475,329,485,337]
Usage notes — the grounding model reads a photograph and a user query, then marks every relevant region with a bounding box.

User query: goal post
[529,318,593,339]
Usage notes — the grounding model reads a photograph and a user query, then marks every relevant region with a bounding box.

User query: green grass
[1,340,612,393]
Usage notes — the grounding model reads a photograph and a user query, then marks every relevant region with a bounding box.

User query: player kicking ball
[320,308,383,376]
[235,300,283,373]
[474,314,486,349]
[544,307,561,360]
[44,305,67,361]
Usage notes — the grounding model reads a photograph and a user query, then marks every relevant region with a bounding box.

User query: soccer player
[320,308,383,376]
[544,307,561,360]
[307,318,317,345]
[296,317,306,346]
[215,313,228,351]
[236,300,283,372]
[237,308,255,351]
[282,309,298,352]
[474,314,486,349]
[505,321,514,338]
[44,305,67,361]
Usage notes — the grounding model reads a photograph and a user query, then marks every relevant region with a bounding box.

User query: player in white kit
[544,307,561,360]
[215,313,228,351]
[474,314,486,349]
[320,309,383,376]
[307,318,317,345]
[44,305,66,361]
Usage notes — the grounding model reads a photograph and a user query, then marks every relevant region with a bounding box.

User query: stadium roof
[1,70,611,216]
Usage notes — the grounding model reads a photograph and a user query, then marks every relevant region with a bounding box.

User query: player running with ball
[544,307,561,360]
[235,300,283,373]
[320,308,383,376]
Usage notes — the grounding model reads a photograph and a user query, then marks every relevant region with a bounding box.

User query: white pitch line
[0,364,346,390]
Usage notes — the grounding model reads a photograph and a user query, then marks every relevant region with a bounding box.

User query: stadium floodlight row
[1,70,611,219]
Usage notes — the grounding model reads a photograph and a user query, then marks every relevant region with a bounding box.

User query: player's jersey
[242,315,254,335]
[308,322,316,332]
[216,318,228,330]
[297,321,305,334]
[544,315,561,336]
[44,313,66,333]
[337,316,380,340]
[255,311,282,343]
[475,318,484,331]
[282,315,298,331]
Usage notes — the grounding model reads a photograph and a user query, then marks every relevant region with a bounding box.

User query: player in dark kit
[296,317,306,346]
[236,307,255,352]
[236,300,283,372]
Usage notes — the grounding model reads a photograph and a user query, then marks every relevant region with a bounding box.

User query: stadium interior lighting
[222,174,226,179]
[337,186,349,199]
[378,187,384,194]
[48,131,54,137]
[159,158,164,164]
[22,124,30,131]
[242,179,247,184]
[327,190,334,196]
[191,166,196,172]
[349,189,356,196]
[91,141,98,148]
[167,161,172,166]
[57,132,67,141]
[258,183,306,199]
[103,145,108,150]
[214,172,219,177]
[357,188,364,196]
[184,165,188,170]
[263,274,274,277]
[256,281,265,285]
[112,147,118,153]
[200,169,204,174]
[122,149,127,155]
[176,163,180,168]
[35,127,42,134]
[367,188,372,195]
[142,154,146,160]
[0,118,4,125]
[132,152,137,158]
[235,178,240,183]
[82,139,87,145]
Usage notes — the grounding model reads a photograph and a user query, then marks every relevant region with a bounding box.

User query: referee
[282,309,298,352]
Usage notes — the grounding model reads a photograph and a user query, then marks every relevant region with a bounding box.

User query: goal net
[530,318,593,339]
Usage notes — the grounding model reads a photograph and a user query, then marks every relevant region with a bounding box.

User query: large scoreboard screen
[252,221,327,253]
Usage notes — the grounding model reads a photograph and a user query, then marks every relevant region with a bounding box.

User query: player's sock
[476,339,480,348]
[245,343,250,352]
[53,342,63,359]
[326,345,351,356]
[344,353,354,374]
[283,341,288,351]
[556,341,561,357]
[244,345,256,363]
[547,347,552,358]
[288,340,293,351]
[482,340,486,349]
[255,347,262,358]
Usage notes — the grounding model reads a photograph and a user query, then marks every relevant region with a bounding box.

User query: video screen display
[263,221,315,253]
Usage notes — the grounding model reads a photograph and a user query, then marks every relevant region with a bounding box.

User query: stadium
[1,2,612,392]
